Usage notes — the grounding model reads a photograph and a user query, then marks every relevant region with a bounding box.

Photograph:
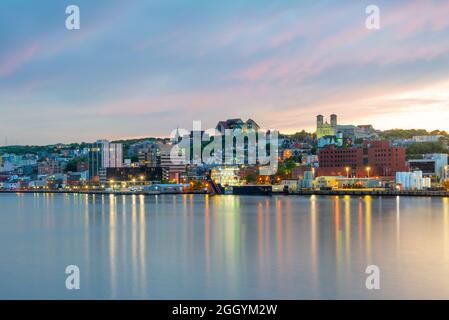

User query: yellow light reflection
[139,194,147,296]
[310,195,319,295]
[205,195,210,275]
[109,194,117,297]
[344,195,351,266]
[365,196,372,264]
[444,198,449,261]
[396,196,401,257]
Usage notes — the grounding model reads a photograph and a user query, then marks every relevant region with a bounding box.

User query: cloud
[2,0,449,144]
[0,41,40,77]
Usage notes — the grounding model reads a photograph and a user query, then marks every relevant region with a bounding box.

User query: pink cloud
[382,0,449,37]
[0,41,40,77]
[232,1,449,85]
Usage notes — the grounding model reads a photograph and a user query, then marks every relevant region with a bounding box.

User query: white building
[396,171,432,191]
[0,162,14,173]
[0,181,21,190]
[408,153,448,179]
[412,135,442,143]
[211,166,240,186]
[299,170,315,189]
[100,140,123,168]
[280,179,298,192]
[29,180,48,188]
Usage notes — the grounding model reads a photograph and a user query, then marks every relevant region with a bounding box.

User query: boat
[231,185,272,196]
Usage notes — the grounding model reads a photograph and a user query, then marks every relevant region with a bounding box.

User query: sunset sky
[1,0,449,145]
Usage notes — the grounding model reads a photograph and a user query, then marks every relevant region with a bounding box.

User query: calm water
[1,193,449,299]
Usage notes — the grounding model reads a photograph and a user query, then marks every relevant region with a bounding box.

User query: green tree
[406,142,446,156]
[245,172,258,183]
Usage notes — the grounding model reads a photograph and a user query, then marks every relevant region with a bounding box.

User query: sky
[1,0,449,145]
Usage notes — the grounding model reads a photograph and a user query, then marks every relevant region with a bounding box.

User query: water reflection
[2,193,449,299]
[138,195,147,297]
[344,196,351,268]
[396,196,401,257]
[109,194,117,297]
[365,196,372,264]
[310,195,319,297]
[444,198,449,261]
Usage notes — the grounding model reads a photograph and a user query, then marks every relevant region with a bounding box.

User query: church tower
[317,115,324,129]
[330,114,337,130]
[316,114,337,139]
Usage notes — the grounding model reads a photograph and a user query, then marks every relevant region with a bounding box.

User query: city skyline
[1,0,449,145]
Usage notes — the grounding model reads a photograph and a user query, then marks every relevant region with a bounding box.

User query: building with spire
[316,114,337,139]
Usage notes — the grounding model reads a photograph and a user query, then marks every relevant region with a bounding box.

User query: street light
[345,167,350,179]
[366,166,371,178]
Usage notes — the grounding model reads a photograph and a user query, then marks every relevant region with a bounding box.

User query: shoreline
[295,189,449,197]
[0,189,448,197]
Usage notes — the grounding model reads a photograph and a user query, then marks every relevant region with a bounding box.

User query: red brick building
[318,141,408,178]
[291,165,315,179]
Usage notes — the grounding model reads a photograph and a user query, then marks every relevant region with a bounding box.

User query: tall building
[88,145,101,180]
[88,140,123,180]
[159,144,187,182]
[318,140,408,178]
[137,143,161,167]
[101,140,123,168]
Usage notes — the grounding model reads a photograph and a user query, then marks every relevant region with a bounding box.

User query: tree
[380,129,429,140]
[64,157,87,173]
[65,160,78,173]
[443,180,449,191]
[276,158,298,179]
[406,142,446,156]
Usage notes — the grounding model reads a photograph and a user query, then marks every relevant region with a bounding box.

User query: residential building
[38,160,63,175]
[216,118,260,134]
[412,135,443,143]
[138,143,161,167]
